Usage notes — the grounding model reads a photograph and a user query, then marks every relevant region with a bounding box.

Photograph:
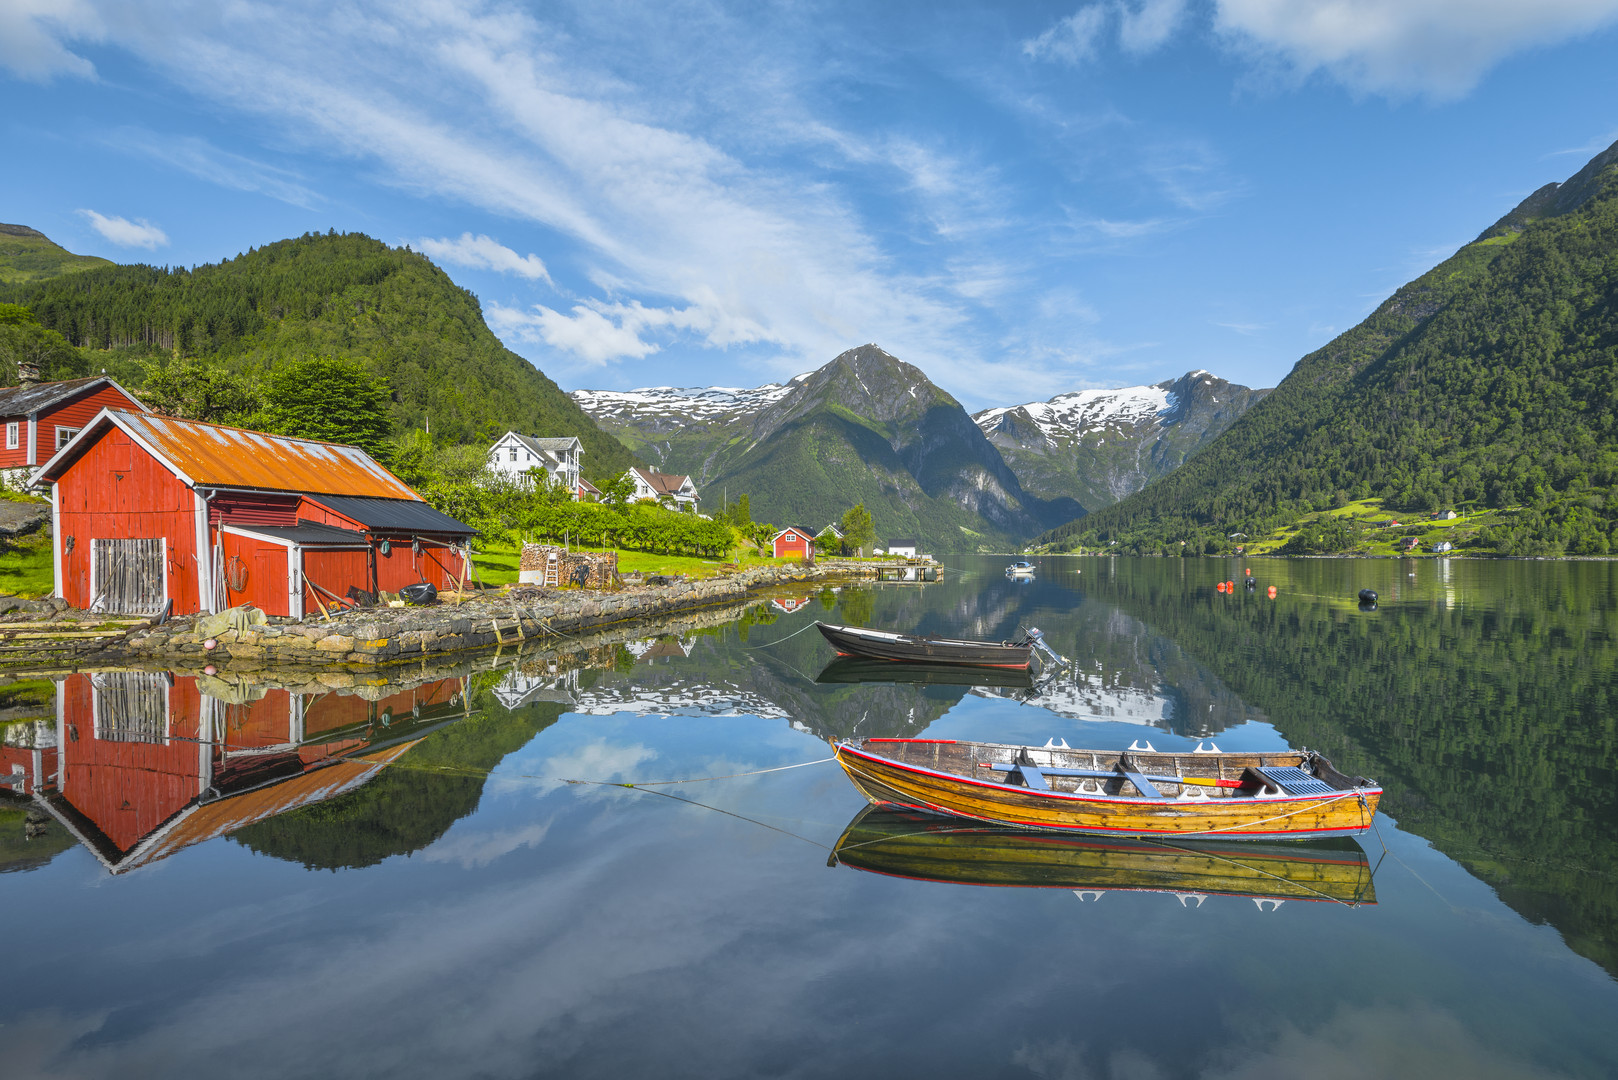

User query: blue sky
[3,1,1617,411]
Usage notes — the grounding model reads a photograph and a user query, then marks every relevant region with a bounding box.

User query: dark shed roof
[309,495,476,535]
[230,521,371,546]
[0,377,137,417]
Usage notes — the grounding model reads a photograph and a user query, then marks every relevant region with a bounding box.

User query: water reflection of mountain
[1093,558,1618,978]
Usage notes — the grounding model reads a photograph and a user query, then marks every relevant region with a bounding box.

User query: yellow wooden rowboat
[830,805,1377,905]
[833,737,1381,840]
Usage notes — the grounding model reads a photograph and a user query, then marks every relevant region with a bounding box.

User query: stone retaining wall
[87,563,829,672]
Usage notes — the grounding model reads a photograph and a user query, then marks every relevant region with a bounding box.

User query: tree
[840,503,875,555]
[598,470,637,508]
[0,303,39,327]
[0,322,85,383]
[258,355,394,461]
[138,359,261,425]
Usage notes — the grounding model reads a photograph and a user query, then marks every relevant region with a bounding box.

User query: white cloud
[0,0,102,81]
[77,209,169,249]
[1118,0,1188,54]
[105,128,321,208]
[1023,5,1111,65]
[1214,0,1618,100]
[417,233,553,282]
[39,0,991,387]
[488,298,761,366]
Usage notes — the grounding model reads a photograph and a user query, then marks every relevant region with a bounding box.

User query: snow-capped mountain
[973,371,1270,513]
[569,358,1266,537]
[569,379,805,432]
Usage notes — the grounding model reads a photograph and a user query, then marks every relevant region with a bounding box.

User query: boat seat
[984,762,1163,798]
[1255,766,1337,796]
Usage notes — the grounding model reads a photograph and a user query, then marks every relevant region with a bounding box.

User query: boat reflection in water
[815,657,1035,690]
[29,671,468,873]
[830,806,1378,907]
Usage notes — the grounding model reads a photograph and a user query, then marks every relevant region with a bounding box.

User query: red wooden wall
[55,428,201,612]
[219,532,291,616]
[0,383,141,470]
[38,386,144,462]
[303,548,370,608]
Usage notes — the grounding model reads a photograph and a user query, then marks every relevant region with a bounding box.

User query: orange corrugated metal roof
[105,411,418,499]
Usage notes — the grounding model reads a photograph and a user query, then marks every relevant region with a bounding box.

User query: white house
[488,433,584,497]
[886,538,920,559]
[629,466,699,509]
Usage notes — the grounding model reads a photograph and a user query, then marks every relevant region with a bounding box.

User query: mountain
[0,230,638,482]
[1039,137,1618,557]
[576,345,1081,551]
[973,371,1270,513]
[0,224,112,284]
[571,379,803,479]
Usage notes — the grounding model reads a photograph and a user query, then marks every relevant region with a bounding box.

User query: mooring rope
[739,619,824,650]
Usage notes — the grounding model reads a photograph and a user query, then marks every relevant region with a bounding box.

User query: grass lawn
[0,532,53,598]
[470,543,778,586]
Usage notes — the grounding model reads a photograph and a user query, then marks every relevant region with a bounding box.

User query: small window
[4,422,16,450]
[510,448,518,461]
[55,427,80,450]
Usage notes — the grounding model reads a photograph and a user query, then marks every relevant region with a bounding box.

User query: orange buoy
[1267,585,1277,598]
[1244,568,1251,576]
[1216,581,1227,592]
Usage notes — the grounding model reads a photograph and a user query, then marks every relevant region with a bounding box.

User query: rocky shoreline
[0,563,830,674]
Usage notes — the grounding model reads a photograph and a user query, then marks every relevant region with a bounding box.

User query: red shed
[32,409,474,616]
[0,376,147,484]
[770,526,816,561]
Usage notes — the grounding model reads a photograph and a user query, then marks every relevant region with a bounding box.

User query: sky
[2,1,1617,411]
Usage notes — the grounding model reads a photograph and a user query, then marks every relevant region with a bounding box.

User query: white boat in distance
[1006,561,1035,577]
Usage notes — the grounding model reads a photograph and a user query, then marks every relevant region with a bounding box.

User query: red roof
[34,409,419,500]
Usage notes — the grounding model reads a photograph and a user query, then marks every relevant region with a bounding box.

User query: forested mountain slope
[0,231,637,482]
[1039,137,1618,556]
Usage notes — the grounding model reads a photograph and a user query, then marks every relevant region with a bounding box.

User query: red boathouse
[770,527,816,561]
[0,376,148,485]
[32,409,474,616]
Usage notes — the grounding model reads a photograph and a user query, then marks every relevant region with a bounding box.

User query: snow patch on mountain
[570,381,797,424]
[975,384,1174,443]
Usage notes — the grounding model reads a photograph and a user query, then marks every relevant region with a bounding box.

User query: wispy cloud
[1023,1,1187,64]
[419,233,552,283]
[1023,5,1111,65]
[1213,0,1618,101]
[1213,320,1267,335]
[105,128,321,208]
[77,209,168,249]
[0,0,102,82]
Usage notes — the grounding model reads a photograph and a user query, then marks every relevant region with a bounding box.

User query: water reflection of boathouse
[32,673,467,872]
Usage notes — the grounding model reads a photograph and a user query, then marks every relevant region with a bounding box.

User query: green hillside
[0,230,638,482]
[1039,138,1618,557]
[0,224,112,284]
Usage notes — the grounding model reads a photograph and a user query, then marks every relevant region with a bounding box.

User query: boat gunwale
[836,742,1383,810]
[818,622,1030,652]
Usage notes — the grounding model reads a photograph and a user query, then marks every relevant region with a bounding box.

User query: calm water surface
[2,555,1615,1079]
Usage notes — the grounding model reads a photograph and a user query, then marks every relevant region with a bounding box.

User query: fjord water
[2,556,1616,1079]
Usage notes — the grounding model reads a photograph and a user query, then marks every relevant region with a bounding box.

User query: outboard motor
[1025,627,1067,669]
